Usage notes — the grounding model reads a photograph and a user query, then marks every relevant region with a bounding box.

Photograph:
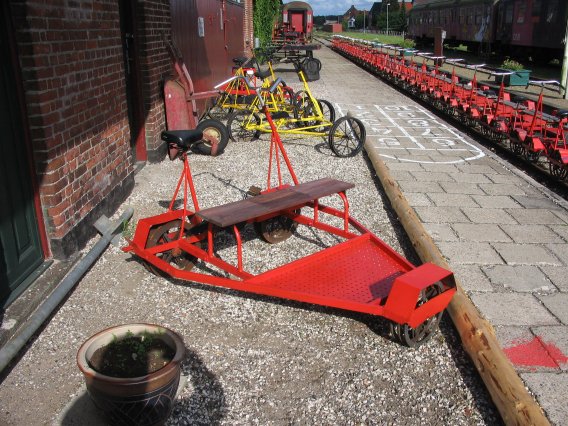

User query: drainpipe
[0,207,134,374]
[563,18,568,99]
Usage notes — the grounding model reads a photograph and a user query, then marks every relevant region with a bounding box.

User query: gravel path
[0,65,500,426]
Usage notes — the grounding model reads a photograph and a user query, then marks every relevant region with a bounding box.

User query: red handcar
[123,78,456,347]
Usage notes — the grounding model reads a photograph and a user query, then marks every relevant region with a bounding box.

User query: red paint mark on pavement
[503,336,568,370]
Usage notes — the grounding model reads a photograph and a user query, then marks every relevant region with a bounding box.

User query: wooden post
[365,147,550,426]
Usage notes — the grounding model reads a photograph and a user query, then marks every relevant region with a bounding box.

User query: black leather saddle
[161,130,203,150]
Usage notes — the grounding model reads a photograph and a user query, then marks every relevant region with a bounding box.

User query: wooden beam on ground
[366,147,550,426]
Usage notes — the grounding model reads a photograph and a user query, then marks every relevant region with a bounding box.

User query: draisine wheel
[317,99,336,123]
[206,96,234,121]
[328,116,366,157]
[510,140,523,155]
[144,219,201,277]
[193,119,229,156]
[227,110,261,141]
[524,148,541,163]
[281,86,296,108]
[294,92,319,128]
[549,163,567,180]
[390,283,444,348]
[255,210,300,244]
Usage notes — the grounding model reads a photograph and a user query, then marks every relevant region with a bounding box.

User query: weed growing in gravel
[122,219,135,240]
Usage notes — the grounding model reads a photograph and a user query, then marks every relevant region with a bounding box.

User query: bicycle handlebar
[529,80,560,87]
[213,75,255,91]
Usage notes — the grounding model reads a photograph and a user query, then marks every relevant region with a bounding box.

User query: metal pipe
[0,207,134,373]
[562,18,568,99]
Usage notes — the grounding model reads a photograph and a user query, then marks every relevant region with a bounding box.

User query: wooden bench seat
[196,178,354,228]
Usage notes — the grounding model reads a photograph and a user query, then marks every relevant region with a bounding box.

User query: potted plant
[495,58,531,86]
[77,323,185,426]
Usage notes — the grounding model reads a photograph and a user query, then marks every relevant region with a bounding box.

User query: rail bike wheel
[524,148,541,163]
[510,139,523,155]
[255,210,300,244]
[549,154,568,180]
[206,96,234,121]
[193,119,229,156]
[390,283,444,348]
[432,98,444,111]
[307,99,335,133]
[294,93,319,128]
[318,99,336,123]
[227,110,262,141]
[312,57,322,71]
[144,220,201,277]
[328,116,366,158]
[281,86,296,108]
[490,120,506,142]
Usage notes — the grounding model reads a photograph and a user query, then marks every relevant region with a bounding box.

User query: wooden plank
[197,178,354,227]
[366,147,550,426]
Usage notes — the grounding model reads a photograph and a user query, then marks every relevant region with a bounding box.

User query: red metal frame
[165,40,220,128]
[124,97,456,329]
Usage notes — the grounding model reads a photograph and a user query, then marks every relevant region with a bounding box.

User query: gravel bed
[0,77,500,426]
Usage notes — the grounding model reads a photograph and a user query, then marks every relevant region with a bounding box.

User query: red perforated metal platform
[246,234,412,306]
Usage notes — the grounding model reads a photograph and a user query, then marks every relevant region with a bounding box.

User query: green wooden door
[0,22,44,306]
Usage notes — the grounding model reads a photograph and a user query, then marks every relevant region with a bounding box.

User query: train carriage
[408,0,567,62]
[278,1,314,43]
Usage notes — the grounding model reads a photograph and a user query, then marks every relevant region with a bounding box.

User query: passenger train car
[275,1,314,43]
[408,0,567,63]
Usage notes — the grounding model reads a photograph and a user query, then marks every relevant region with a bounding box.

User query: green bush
[500,57,524,71]
[254,0,280,48]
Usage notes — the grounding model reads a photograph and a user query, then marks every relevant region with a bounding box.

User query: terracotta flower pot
[77,323,185,426]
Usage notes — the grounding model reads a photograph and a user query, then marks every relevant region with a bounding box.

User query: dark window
[532,0,542,16]
[547,0,558,23]
[505,5,513,24]
[517,0,526,24]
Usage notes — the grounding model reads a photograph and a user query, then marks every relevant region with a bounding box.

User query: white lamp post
[363,10,366,33]
[387,3,390,35]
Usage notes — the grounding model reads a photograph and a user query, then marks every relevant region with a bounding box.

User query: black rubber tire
[192,119,229,156]
[281,85,295,108]
[317,99,336,123]
[294,92,318,128]
[227,110,261,141]
[313,57,322,71]
[328,116,366,157]
[301,58,320,81]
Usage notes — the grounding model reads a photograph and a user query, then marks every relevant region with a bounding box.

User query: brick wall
[137,0,171,160]
[11,0,132,252]
[9,0,172,258]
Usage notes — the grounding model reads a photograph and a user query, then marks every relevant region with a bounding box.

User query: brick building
[1,0,252,307]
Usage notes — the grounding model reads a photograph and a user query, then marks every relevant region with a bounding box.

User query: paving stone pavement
[316,43,568,425]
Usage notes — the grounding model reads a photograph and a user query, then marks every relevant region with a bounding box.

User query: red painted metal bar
[233,225,243,272]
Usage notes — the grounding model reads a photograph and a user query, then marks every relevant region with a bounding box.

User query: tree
[398,0,408,32]
[314,16,326,26]
[375,1,402,32]
[254,0,281,47]
[355,14,366,29]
